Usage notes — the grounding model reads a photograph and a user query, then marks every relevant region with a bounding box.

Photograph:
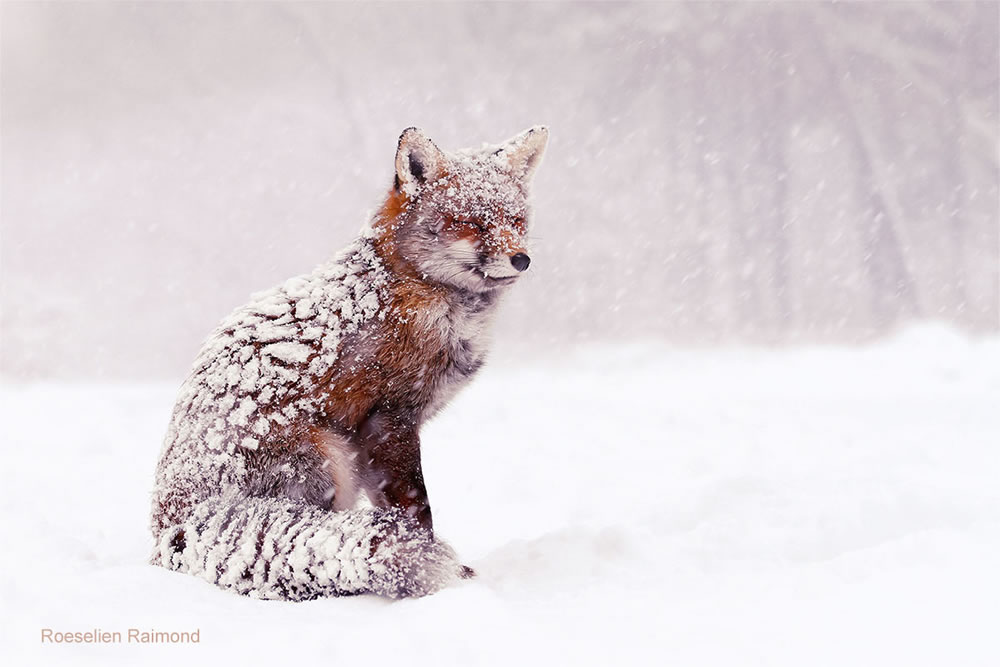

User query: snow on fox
[150,126,549,599]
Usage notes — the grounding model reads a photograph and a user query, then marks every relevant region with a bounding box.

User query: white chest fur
[421,290,501,419]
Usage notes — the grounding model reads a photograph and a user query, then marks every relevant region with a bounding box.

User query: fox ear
[395,127,444,195]
[496,126,548,183]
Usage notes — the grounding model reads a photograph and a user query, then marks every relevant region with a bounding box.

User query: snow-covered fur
[151,126,548,600]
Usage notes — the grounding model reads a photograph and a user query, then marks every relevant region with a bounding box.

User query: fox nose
[510,253,531,272]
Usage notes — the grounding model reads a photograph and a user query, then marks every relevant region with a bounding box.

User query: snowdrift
[2,327,998,666]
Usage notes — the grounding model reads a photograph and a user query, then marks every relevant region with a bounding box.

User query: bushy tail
[151,494,463,600]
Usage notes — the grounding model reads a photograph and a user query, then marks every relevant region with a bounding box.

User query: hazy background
[2,1,997,380]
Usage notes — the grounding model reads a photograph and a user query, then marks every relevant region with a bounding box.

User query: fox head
[371,126,548,294]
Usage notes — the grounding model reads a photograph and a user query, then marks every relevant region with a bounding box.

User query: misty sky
[2,1,997,379]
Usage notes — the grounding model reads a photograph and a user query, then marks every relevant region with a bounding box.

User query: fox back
[151,126,547,600]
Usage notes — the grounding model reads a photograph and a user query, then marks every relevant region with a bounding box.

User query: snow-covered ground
[2,326,998,666]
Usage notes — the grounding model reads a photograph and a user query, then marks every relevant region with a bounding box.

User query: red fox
[151,126,548,600]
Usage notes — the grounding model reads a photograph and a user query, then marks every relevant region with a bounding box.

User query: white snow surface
[2,325,998,666]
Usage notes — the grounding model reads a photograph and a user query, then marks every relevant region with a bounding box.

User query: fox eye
[456,219,485,231]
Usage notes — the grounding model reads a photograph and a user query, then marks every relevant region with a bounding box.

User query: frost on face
[434,146,531,225]
[396,128,546,230]
[385,131,547,294]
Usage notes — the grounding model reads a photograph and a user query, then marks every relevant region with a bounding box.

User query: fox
[150,126,548,600]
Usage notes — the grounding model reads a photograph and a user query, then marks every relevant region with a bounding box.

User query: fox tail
[151,494,463,600]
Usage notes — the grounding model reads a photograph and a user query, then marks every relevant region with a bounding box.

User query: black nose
[510,253,531,272]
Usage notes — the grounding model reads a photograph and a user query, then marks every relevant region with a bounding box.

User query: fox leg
[311,427,363,511]
[357,409,476,578]
[358,409,433,531]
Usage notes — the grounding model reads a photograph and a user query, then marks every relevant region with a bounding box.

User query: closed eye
[456,219,486,231]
